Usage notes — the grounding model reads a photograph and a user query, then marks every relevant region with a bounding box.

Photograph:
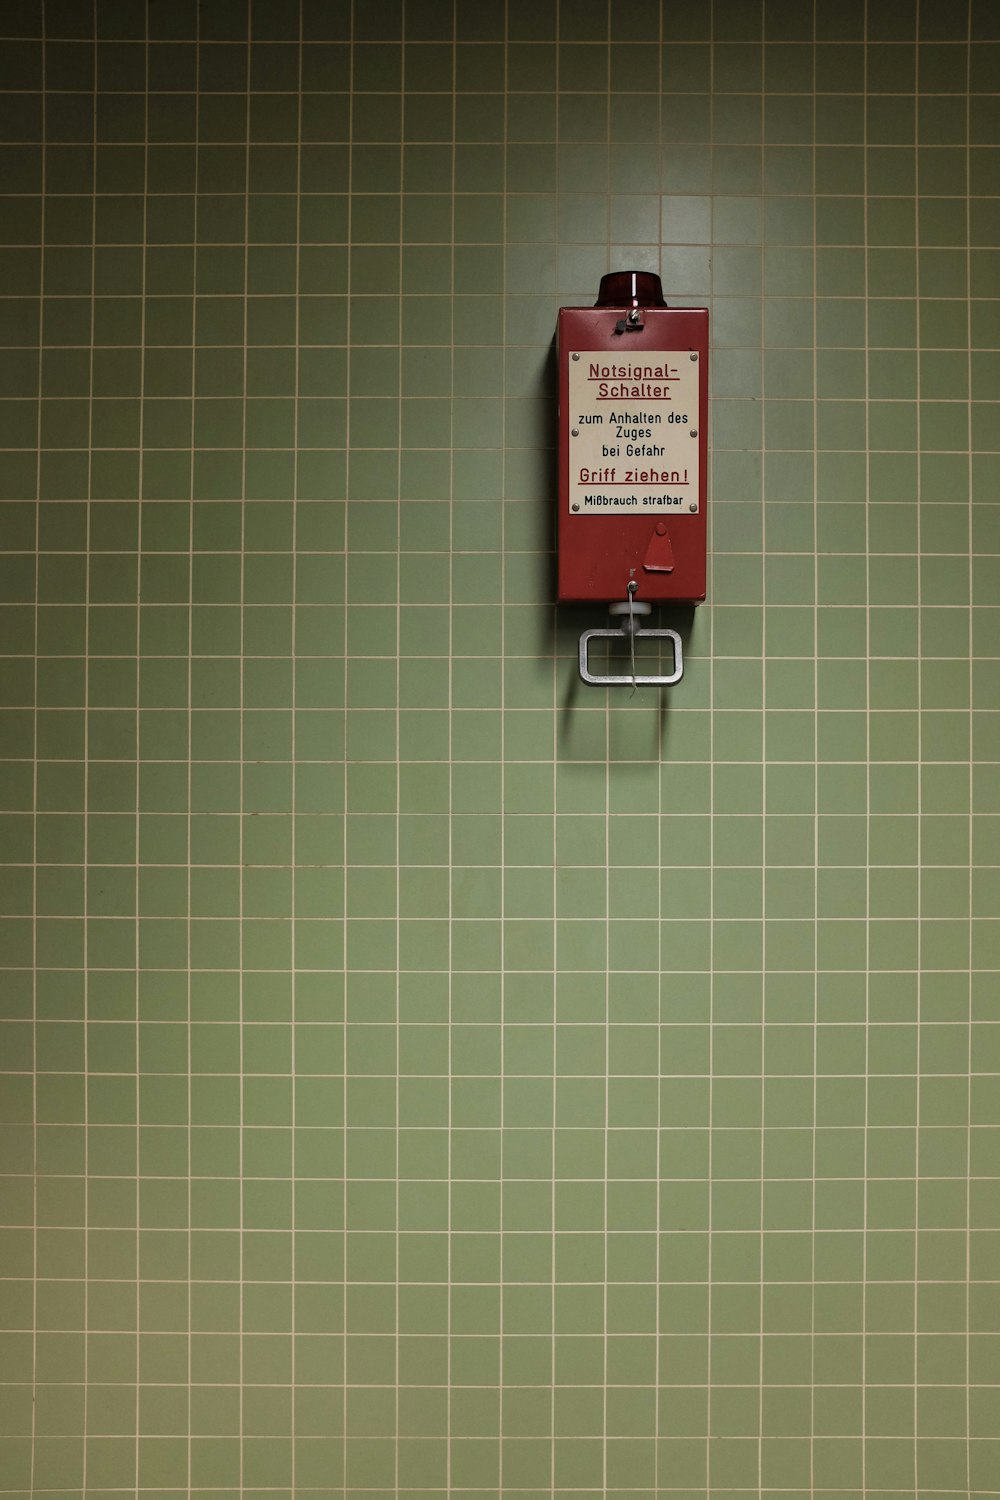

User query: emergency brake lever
[578,585,683,687]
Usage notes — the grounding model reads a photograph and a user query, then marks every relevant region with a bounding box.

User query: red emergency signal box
[557,272,708,606]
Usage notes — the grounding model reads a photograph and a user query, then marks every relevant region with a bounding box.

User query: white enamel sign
[568,351,700,515]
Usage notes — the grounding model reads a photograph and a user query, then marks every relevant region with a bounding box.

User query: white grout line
[81,2,96,1492]
[27,2,47,1494]
[914,7,924,1491]
[237,5,252,1490]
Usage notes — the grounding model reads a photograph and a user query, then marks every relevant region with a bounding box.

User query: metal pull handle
[578,626,683,686]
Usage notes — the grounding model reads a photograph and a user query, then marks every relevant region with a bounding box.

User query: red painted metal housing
[557,299,708,605]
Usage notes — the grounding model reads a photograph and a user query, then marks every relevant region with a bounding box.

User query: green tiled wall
[1,0,998,1495]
